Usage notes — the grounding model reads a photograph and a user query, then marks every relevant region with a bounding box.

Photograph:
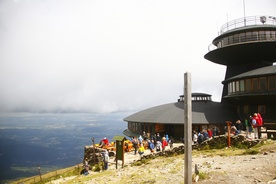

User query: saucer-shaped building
[124,93,238,140]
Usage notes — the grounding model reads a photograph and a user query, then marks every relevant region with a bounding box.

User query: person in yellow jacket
[138,144,145,159]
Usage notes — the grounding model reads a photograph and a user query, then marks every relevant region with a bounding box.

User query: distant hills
[0,112,128,183]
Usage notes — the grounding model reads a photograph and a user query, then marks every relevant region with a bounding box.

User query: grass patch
[235,142,249,149]
[243,149,259,155]
[193,146,258,157]
[192,171,210,181]
[131,158,152,166]
[64,170,115,184]
[199,171,210,179]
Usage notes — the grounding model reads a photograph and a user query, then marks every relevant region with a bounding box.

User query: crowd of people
[82,112,263,175]
[191,112,264,145]
[130,132,174,157]
[226,113,263,139]
[192,126,220,145]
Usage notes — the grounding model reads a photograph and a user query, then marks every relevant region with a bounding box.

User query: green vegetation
[198,171,210,179]
[192,171,210,182]
[12,165,81,184]
[131,157,152,166]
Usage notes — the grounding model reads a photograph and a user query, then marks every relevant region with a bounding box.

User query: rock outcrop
[199,134,261,149]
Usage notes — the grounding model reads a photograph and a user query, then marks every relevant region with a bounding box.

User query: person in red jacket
[250,113,263,139]
[207,128,213,138]
[100,137,109,147]
[161,137,167,152]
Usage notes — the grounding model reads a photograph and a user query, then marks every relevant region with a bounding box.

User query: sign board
[113,135,127,169]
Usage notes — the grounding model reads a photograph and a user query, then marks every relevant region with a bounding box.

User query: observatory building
[123,15,276,140]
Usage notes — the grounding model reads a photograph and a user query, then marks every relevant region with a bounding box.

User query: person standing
[149,140,155,153]
[244,118,251,138]
[193,132,198,144]
[251,113,263,139]
[156,133,161,142]
[207,128,213,138]
[168,136,174,148]
[212,126,219,137]
[138,135,143,144]
[102,150,109,170]
[165,134,169,143]
[161,137,167,152]
[251,113,259,139]
[132,137,138,155]
[99,137,109,147]
[248,120,253,137]
[235,120,242,134]
[202,129,209,140]
[197,132,204,144]
[156,141,162,152]
[138,144,145,159]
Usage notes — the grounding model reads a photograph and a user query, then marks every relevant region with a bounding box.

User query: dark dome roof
[124,101,238,125]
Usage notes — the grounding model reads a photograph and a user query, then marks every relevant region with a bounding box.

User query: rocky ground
[48,140,276,184]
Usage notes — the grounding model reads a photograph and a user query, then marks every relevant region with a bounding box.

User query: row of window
[216,30,276,48]
[228,75,276,94]
[238,105,266,115]
[128,122,140,133]
[178,96,212,102]
[192,96,212,101]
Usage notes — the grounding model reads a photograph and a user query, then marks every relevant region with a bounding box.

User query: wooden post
[258,127,261,139]
[226,121,232,147]
[184,72,192,184]
[92,137,96,165]
[37,164,42,182]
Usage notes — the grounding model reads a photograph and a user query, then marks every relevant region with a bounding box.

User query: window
[266,31,272,40]
[252,78,258,91]
[259,31,266,40]
[240,80,245,92]
[252,31,258,41]
[225,36,233,45]
[243,105,249,114]
[268,76,276,90]
[235,81,240,92]
[233,34,239,43]
[240,33,246,42]
[246,32,253,41]
[223,37,228,46]
[259,77,266,91]
[245,79,251,91]
[272,31,276,39]
[228,83,232,94]
[231,82,236,92]
[258,105,266,114]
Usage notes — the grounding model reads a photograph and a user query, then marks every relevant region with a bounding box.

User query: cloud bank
[0,0,275,113]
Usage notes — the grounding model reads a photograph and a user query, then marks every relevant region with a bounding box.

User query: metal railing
[220,15,276,34]
[207,16,276,51]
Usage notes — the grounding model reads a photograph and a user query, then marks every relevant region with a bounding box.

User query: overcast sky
[0,0,275,114]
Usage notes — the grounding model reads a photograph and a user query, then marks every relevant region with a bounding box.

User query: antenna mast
[243,0,246,26]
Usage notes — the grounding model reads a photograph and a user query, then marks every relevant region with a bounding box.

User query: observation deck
[219,15,276,35]
[204,15,276,65]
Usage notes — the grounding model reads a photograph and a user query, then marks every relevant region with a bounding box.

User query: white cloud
[0,0,275,113]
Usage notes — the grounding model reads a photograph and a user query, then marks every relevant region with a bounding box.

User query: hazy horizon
[1,0,275,114]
